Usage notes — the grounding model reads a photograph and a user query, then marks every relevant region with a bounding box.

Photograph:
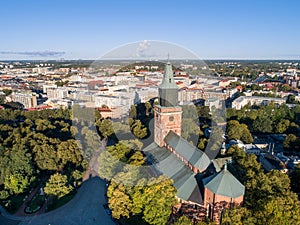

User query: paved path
[1,176,115,225]
[14,184,46,216]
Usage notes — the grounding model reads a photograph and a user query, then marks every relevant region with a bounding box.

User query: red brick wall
[204,188,244,224]
[154,105,182,147]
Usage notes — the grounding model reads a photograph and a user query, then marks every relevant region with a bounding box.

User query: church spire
[158,59,178,107]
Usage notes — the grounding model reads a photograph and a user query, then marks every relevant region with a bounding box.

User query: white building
[232,96,286,110]
[12,91,37,109]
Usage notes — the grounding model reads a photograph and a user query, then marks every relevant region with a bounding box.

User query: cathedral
[143,61,245,223]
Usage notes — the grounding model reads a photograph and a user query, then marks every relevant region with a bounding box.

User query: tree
[107,182,133,219]
[129,105,137,119]
[222,207,256,225]
[106,174,176,225]
[119,139,143,151]
[71,170,83,188]
[228,146,300,225]
[33,144,58,171]
[287,94,297,104]
[4,173,30,194]
[198,137,208,150]
[252,116,273,133]
[132,120,147,139]
[145,102,152,116]
[96,118,114,139]
[283,134,300,151]
[173,216,192,225]
[227,120,253,143]
[290,164,300,193]
[254,195,300,225]
[142,176,177,225]
[56,140,83,168]
[2,89,12,96]
[44,173,73,199]
[275,119,290,133]
[181,118,201,142]
[98,151,122,180]
[128,151,145,166]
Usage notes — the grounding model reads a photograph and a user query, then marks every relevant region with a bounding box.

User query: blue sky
[1,0,300,60]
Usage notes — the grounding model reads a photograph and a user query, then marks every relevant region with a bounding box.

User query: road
[1,176,115,225]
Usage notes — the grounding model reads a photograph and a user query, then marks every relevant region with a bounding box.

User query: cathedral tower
[154,61,182,147]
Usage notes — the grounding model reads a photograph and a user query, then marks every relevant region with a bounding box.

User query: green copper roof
[203,166,245,198]
[164,131,211,171]
[158,62,178,89]
[143,142,203,204]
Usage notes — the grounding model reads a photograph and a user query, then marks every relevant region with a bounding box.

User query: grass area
[25,195,45,213]
[2,193,27,214]
[47,190,76,211]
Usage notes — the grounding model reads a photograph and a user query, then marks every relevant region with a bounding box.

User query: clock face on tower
[169,116,174,121]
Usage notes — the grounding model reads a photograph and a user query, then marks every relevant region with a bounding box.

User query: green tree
[290,164,300,193]
[2,89,12,96]
[198,137,208,150]
[222,207,256,225]
[181,118,201,142]
[227,120,253,143]
[275,119,290,133]
[254,195,300,225]
[252,116,273,133]
[56,140,83,168]
[284,134,300,151]
[145,102,152,116]
[33,144,58,171]
[96,119,114,139]
[132,120,147,139]
[129,105,137,119]
[44,173,73,199]
[128,151,145,166]
[4,174,30,194]
[173,216,192,225]
[98,151,122,180]
[107,182,133,219]
[143,176,177,225]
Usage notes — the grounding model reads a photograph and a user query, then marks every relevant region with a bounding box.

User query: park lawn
[25,195,45,213]
[47,190,76,211]
[4,193,27,214]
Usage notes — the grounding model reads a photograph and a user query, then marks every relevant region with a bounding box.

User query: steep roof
[158,62,177,90]
[143,142,203,204]
[164,131,210,171]
[202,165,245,199]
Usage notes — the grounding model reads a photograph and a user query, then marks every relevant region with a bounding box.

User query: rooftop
[203,165,245,199]
[164,131,211,171]
[143,142,203,204]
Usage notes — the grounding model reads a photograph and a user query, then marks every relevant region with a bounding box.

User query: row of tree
[222,146,300,224]
[98,139,177,225]
[0,108,87,211]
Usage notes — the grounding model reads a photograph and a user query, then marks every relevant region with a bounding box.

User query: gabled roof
[164,131,210,171]
[203,166,245,199]
[143,142,203,204]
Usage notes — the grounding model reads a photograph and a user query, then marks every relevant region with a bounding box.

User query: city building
[232,96,286,110]
[11,91,37,109]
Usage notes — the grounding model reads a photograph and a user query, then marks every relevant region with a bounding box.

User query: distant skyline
[1,0,300,60]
